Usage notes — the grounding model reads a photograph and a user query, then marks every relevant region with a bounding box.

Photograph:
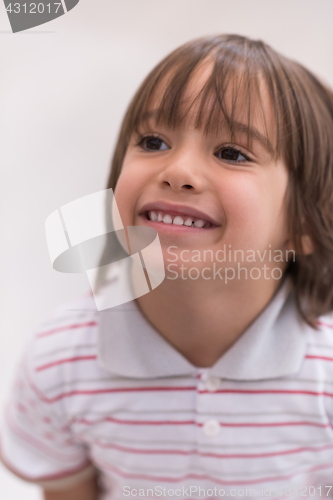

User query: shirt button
[203,419,220,437]
[206,376,221,392]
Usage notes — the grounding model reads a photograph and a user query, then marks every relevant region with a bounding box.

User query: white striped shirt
[2,263,333,499]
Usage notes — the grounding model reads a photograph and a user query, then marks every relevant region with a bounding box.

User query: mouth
[138,202,221,231]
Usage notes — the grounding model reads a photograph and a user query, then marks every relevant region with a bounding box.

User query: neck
[133,265,285,368]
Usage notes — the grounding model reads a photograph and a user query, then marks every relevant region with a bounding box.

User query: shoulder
[22,259,134,404]
[31,292,99,355]
[308,311,333,342]
[316,311,333,333]
[0,292,102,484]
[303,311,333,374]
[23,292,104,398]
[35,291,98,340]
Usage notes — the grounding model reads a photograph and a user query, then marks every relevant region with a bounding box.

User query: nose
[157,149,206,193]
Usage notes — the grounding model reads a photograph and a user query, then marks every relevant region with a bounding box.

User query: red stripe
[72,416,330,428]
[25,365,333,404]
[199,420,330,428]
[92,454,333,486]
[25,371,197,404]
[317,321,333,329]
[40,386,196,404]
[87,438,333,459]
[46,387,333,403]
[73,416,196,426]
[36,321,97,339]
[306,354,333,362]
[27,374,333,404]
[36,356,97,372]
[198,389,333,396]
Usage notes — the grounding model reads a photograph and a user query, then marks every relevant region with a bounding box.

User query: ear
[287,231,315,256]
[299,216,316,255]
[300,234,315,255]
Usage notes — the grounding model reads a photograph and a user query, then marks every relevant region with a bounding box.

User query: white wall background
[1,0,333,497]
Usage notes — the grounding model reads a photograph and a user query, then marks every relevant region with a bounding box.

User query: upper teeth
[148,211,209,228]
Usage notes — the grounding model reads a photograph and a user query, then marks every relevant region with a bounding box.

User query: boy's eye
[139,136,169,151]
[215,147,248,162]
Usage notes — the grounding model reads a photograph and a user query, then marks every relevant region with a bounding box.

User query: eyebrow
[138,110,274,155]
[229,120,274,155]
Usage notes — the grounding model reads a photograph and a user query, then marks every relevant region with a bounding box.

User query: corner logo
[45,189,166,310]
[3,0,80,33]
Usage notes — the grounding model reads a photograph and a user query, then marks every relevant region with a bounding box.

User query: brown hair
[103,34,333,328]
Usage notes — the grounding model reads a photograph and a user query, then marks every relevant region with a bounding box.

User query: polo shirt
[2,259,333,500]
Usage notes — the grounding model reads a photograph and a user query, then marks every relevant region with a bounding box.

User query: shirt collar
[97,261,310,381]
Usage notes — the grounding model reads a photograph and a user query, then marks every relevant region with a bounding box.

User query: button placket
[196,371,222,438]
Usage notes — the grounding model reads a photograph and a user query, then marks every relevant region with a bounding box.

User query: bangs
[130,36,281,158]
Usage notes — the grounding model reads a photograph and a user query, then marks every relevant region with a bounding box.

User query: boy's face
[114,69,294,281]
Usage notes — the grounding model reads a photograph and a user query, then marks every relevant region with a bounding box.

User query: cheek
[220,174,288,238]
[113,171,137,225]
[220,176,264,228]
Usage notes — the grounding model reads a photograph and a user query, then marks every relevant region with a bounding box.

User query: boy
[2,34,333,500]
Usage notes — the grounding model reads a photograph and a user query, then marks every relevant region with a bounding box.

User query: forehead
[137,61,276,154]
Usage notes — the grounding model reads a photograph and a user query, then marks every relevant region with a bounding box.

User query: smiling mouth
[143,210,215,229]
